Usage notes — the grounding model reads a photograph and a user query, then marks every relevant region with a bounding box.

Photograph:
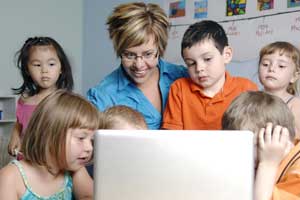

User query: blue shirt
[87,59,188,129]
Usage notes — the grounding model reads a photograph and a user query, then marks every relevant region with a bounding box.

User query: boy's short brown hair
[222,91,295,139]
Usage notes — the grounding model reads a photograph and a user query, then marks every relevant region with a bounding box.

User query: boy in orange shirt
[223,91,300,200]
[161,20,257,130]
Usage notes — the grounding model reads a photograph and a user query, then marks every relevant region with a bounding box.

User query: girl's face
[120,36,159,87]
[28,45,61,92]
[259,51,298,93]
[65,128,94,171]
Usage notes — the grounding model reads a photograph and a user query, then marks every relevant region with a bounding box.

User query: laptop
[94,130,254,200]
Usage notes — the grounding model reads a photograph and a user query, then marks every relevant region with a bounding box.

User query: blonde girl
[0,90,100,199]
[259,41,300,139]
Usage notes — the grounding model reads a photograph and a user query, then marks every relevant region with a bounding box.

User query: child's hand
[258,123,290,166]
[8,135,21,157]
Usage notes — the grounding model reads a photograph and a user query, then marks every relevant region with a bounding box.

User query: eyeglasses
[121,50,158,62]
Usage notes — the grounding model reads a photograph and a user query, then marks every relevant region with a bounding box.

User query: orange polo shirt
[272,141,300,199]
[161,71,258,130]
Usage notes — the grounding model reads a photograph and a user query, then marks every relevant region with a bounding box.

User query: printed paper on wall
[226,0,247,16]
[257,0,274,11]
[288,0,300,8]
[194,0,208,19]
[169,1,186,18]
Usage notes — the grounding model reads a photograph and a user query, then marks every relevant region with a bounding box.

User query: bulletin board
[163,0,300,85]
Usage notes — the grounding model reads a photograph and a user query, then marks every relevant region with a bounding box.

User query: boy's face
[182,39,232,96]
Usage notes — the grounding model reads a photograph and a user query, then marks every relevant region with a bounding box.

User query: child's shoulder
[231,75,255,83]
[289,96,300,108]
[19,94,36,104]
[19,93,43,105]
[170,77,191,88]
[230,75,258,89]
[0,161,19,175]
[0,162,21,185]
[0,162,26,198]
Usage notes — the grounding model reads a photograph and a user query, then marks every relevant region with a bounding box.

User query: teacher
[87,2,188,129]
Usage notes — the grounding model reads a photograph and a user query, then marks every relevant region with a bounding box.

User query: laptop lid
[94,130,254,200]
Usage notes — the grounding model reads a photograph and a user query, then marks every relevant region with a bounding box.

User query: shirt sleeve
[244,79,258,91]
[86,87,113,111]
[161,81,184,130]
[272,171,300,199]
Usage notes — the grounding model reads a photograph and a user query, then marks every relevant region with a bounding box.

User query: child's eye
[77,136,86,141]
[279,65,286,69]
[33,63,41,67]
[186,63,195,67]
[204,57,212,62]
[49,63,56,67]
[261,63,269,67]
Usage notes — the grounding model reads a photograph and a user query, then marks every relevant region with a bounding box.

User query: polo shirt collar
[117,58,165,91]
[222,71,235,95]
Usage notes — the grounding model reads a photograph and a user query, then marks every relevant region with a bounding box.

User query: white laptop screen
[94,130,254,200]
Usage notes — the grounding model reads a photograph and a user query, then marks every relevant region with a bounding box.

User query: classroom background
[0,0,300,95]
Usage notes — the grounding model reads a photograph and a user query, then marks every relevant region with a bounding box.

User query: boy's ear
[223,46,233,64]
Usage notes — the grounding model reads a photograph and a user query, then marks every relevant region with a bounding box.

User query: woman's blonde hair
[259,41,300,95]
[222,91,295,139]
[21,90,100,174]
[100,105,147,129]
[107,2,169,57]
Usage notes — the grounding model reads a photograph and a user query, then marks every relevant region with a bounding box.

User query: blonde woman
[87,2,188,130]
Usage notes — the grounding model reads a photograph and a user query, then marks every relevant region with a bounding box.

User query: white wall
[0,1,83,95]
[3,1,296,95]
[164,0,300,86]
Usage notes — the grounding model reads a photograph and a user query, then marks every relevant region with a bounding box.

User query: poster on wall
[257,0,274,11]
[288,0,300,8]
[194,0,208,19]
[226,0,247,16]
[169,1,186,18]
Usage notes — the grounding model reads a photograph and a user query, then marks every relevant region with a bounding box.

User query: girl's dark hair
[13,36,74,96]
